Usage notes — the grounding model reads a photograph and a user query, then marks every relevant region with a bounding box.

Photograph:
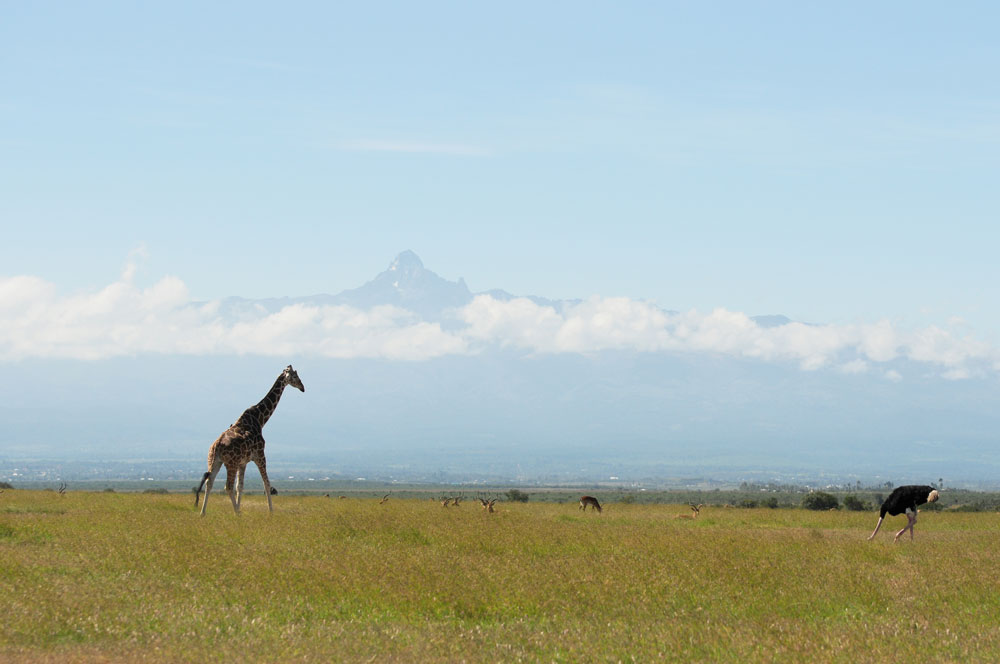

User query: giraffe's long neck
[251,375,287,428]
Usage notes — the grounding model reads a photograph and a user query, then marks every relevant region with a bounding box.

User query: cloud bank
[1,270,998,378]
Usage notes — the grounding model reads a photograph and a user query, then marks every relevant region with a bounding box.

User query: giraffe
[195,365,304,516]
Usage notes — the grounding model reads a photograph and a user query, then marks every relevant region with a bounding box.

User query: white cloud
[1,271,999,378]
[458,296,1000,377]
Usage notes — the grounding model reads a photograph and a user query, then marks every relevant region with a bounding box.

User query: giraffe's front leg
[254,453,273,513]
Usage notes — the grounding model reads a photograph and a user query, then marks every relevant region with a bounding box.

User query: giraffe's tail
[194,472,211,507]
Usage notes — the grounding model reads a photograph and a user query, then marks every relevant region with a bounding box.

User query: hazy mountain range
[3,252,998,486]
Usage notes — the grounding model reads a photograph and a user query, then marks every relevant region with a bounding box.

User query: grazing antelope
[579,495,602,512]
[379,493,390,505]
[478,496,498,513]
[441,496,453,507]
[674,504,703,519]
[451,496,462,507]
[338,495,347,499]
[58,483,67,495]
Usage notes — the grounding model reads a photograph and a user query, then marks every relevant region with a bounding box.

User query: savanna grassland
[2,491,999,663]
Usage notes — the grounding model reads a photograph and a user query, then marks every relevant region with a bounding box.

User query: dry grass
[2,491,999,662]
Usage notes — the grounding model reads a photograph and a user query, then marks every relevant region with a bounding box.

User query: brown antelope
[441,496,453,507]
[58,482,67,495]
[451,496,462,507]
[579,495,602,512]
[674,504,703,519]
[378,493,390,505]
[478,496,498,513]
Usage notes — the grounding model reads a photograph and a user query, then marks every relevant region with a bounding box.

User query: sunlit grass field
[2,490,999,662]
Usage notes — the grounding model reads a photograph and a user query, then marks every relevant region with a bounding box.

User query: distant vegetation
[802,491,839,510]
[504,489,530,503]
[842,495,870,511]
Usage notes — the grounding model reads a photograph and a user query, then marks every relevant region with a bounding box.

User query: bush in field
[505,489,530,503]
[0,481,13,490]
[802,492,839,510]
[842,495,869,511]
[618,494,636,504]
[762,496,779,509]
[740,499,758,508]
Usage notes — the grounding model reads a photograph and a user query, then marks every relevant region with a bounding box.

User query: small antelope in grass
[440,496,453,507]
[674,504,703,520]
[478,495,498,513]
[58,483,67,495]
[579,495,602,512]
[379,493,391,505]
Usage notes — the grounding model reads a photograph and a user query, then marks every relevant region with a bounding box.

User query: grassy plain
[2,490,999,663]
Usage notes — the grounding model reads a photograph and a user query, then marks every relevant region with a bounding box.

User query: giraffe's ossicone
[195,365,304,516]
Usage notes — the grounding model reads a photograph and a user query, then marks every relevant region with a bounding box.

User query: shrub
[842,495,869,511]
[505,489,530,503]
[802,492,838,511]
[0,481,13,490]
[739,499,758,509]
[762,497,779,509]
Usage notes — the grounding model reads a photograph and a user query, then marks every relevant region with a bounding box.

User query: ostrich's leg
[894,509,917,542]
[867,516,885,541]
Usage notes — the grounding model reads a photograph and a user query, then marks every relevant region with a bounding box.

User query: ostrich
[868,485,939,542]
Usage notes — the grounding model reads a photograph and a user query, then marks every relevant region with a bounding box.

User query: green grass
[2,491,999,662]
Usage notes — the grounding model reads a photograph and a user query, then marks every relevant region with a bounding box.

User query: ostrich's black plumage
[878,485,937,517]
[868,484,939,541]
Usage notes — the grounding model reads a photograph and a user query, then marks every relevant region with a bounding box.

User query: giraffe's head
[283,365,305,392]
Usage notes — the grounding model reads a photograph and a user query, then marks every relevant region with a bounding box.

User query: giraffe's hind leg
[254,453,274,513]
[235,464,247,511]
[199,459,223,517]
[224,463,239,514]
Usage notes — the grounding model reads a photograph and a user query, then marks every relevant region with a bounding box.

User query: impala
[579,496,602,512]
[674,504,703,519]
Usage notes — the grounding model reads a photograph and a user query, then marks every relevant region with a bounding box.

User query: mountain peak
[389,250,424,273]
[325,251,471,319]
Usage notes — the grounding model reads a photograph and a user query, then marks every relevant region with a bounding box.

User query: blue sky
[3,2,999,335]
